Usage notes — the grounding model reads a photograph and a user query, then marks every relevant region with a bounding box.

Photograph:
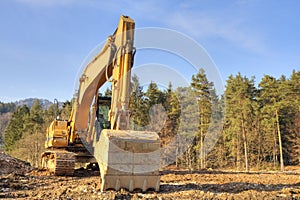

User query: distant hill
[15,98,53,109]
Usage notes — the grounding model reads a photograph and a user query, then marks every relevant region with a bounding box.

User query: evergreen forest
[2,69,300,171]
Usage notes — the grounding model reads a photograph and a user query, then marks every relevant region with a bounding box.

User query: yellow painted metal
[43,15,161,192]
[45,120,69,148]
[96,129,160,192]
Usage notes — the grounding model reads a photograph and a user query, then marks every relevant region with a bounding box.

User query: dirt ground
[1,152,300,199]
[1,169,300,199]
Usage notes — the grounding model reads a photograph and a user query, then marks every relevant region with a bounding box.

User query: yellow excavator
[41,16,160,192]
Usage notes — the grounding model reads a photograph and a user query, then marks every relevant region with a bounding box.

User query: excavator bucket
[95,129,160,192]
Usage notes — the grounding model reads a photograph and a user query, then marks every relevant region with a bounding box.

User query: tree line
[0,102,16,115]
[3,69,300,171]
[220,71,300,171]
[0,102,16,150]
[129,70,300,171]
[3,100,72,166]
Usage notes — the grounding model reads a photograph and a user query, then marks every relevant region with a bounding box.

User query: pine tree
[25,100,44,135]
[159,82,181,166]
[61,100,72,119]
[224,73,256,171]
[161,82,180,139]
[129,74,149,129]
[278,71,300,166]
[0,102,16,114]
[4,105,29,151]
[175,86,199,169]
[144,82,166,133]
[190,68,214,169]
[146,82,164,106]
[206,91,225,168]
[257,75,282,169]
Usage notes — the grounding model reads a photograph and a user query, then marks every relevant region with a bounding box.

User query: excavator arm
[69,16,135,142]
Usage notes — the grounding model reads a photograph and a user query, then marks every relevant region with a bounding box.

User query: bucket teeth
[101,175,160,192]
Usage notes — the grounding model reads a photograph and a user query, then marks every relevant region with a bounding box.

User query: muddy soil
[1,167,300,200]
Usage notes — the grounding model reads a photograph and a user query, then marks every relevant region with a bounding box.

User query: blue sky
[0,0,299,102]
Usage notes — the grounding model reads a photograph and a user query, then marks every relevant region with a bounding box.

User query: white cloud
[113,0,267,55]
[13,0,267,54]
[165,11,267,55]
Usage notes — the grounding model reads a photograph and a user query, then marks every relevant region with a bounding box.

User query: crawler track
[41,151,75,176]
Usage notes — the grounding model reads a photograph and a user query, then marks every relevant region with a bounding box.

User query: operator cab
[96,95,111,133]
